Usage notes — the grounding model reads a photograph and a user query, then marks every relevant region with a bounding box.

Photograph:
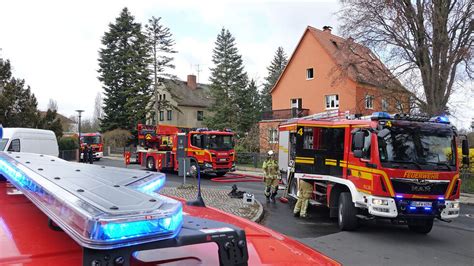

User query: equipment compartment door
[278,130,289,172]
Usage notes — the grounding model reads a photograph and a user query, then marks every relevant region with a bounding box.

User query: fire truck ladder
[0,152,248,266]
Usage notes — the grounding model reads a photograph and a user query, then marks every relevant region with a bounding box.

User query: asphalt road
[97,158,474,265]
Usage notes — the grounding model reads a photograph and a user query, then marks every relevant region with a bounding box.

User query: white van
[0,128,59,157]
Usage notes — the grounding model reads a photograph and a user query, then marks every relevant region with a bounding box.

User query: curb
[251,199,265,223]
[460,193,474,206]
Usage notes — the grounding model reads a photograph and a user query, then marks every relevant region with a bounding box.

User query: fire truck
[278,110,470,234]
[80,132,103,160]
[0,152,338,265]
[134,124,235,177]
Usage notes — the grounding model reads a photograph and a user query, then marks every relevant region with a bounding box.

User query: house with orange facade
[259,26,410,153]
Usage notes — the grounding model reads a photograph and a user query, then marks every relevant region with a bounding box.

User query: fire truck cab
[80,132,103,160]
[279,111,469,234]
[135,124,235,177]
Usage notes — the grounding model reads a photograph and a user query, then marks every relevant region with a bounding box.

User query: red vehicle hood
[0,181,339,265]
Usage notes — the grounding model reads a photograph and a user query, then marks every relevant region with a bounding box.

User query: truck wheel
[146,157,156,171]
[408,218,433,234]
[338,192,359,231]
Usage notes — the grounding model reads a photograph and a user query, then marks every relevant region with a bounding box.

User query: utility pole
[75,110,84,162]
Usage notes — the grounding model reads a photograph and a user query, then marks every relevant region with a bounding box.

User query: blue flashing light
[396,195,403,199]
[97,206,182,241]
[0,159,41,192]
[0,124,3,139]
[424,207,432,211]
[409,206,417,210]
[438,196,445,200]
[137,176,166,195]
[371,112,391,121]
[429,115,450,124]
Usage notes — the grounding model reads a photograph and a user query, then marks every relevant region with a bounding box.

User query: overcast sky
[0,0,472,129]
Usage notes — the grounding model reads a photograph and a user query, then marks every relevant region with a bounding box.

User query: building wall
[176,106,207,128]
[271,30,357,115]
[259,120,282,154]
[147,87,208,128]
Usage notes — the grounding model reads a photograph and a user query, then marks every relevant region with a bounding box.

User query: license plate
[219,158,227,162]
[410,201,432,207]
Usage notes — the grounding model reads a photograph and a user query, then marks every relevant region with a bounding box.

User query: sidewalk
[460,193,474,206]
[161,186,264,222]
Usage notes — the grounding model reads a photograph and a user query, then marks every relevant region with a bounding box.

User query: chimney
[322,26,332,34]
[187,74,197,90]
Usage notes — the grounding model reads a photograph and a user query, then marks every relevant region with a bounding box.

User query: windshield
[206,135,233,150]
[191,134,233,151]
[378,127,455,169]
[0,139,9,151]
[81,136,101,145]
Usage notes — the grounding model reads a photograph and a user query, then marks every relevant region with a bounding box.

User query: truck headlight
[451,202,460,209]
[372,199,389,206]
[204,163,213,168]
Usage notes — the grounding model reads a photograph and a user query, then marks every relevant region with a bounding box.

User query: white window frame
[365,95,374,110]
[306,68,314,80]
[325,94,339,110]
[382,99,389,112]
[290,98,302,109]
[269,128,278,144]
[159,111,164,121]
[166,110,172,121]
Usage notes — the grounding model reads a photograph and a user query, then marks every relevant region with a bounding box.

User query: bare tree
[47,98,58,111]
[93,92,103,130]
[339,0,473,115]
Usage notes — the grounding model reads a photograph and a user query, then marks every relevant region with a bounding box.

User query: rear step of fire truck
[0,151,249,266]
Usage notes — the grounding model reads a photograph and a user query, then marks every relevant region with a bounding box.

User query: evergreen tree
[144,16,178,124]
[0,59,39,127]
[262,47,287,111]
[98,7,152,131]
[206,28,248,133]
[37,109,63,138]
[235,79,261,134]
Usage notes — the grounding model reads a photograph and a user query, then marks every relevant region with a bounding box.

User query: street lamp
[75,110,84,162]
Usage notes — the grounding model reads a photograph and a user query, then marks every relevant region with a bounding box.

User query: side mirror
[353,131,365,150]
[377,128,391,138]
[462,139,469,156]
[354,150,363,158]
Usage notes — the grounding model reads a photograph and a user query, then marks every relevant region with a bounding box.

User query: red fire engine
[80,132,103,160]
[278,111,470,234]
[134,124,235,177]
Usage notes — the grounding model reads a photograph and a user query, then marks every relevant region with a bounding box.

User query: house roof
[39,111,74,124]
[271,26,404,93]
[162,79,212,108]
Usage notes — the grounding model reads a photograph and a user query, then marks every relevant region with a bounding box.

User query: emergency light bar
[0,152,182,250]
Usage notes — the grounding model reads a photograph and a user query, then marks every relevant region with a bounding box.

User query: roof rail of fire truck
[289,109,352,122]
[0,151,249,265]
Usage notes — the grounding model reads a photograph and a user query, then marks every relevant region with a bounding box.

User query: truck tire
[408,218,433,234]
[146,157,156,171]
[338,192,359,231]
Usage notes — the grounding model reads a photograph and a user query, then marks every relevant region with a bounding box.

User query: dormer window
[306,68,314,80]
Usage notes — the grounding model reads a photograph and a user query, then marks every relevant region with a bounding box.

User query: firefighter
[293,179,313,218]
[88,145,94,164]
[82,144,88,163]
[262,150,279,203]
